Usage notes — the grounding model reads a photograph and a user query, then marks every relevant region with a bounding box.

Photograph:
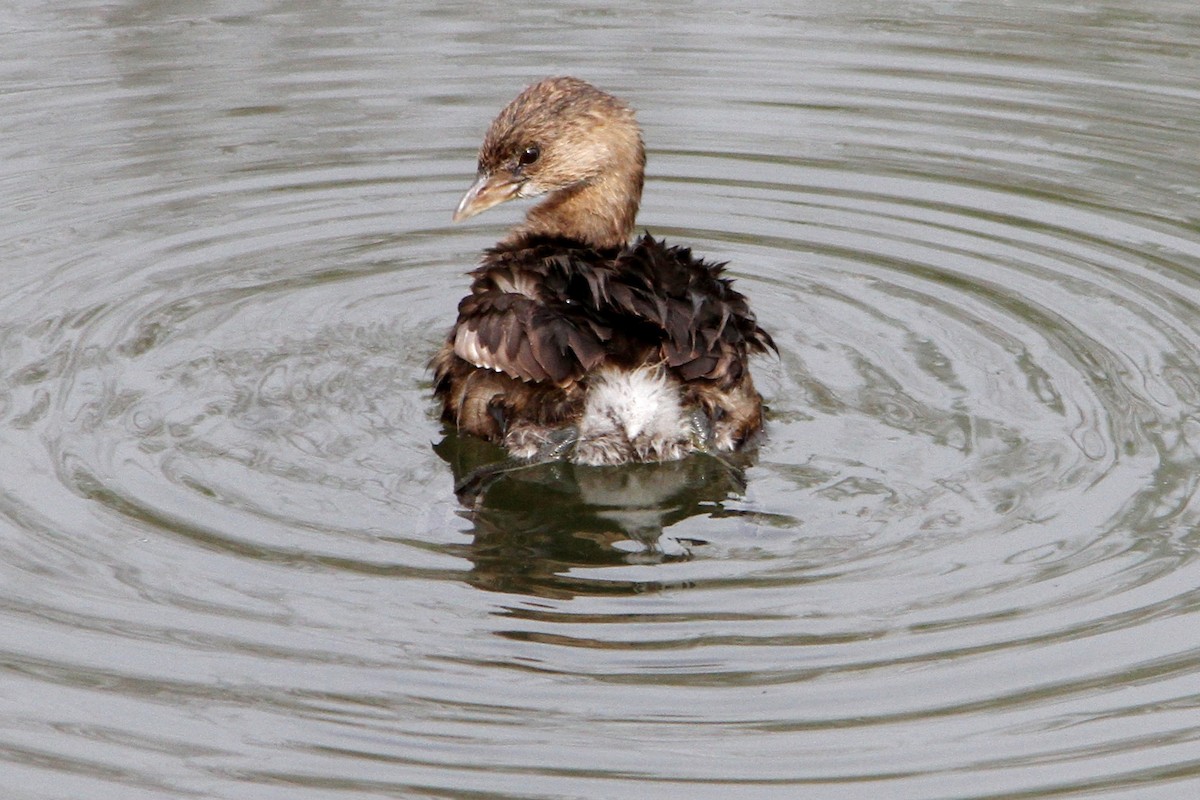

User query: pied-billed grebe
[433,77,775,466]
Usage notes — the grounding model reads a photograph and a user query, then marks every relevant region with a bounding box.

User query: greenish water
[3,2,1200,798]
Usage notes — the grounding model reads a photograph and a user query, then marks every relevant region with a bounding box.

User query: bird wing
[450,234,774,389]
[452,260,609,386]
[605,235,776,386]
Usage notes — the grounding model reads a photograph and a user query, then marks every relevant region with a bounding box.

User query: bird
[432,77,775,467]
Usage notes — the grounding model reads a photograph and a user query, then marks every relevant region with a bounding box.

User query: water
[4,1,1200,798]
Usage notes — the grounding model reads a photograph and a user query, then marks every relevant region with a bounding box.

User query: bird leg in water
[685,409,749,493]
[686,408,715,451]
[454,425,580,504]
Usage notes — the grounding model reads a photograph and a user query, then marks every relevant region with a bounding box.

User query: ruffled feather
[440,233,774,393]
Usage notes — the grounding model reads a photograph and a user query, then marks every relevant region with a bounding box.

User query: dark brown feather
[433,232,775,443]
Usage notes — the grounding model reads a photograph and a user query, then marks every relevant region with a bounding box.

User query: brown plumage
[432,77,775,466]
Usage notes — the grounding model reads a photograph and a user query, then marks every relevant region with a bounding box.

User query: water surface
[4,1,1200,798]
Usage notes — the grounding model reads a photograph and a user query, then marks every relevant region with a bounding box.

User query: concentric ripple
[3,2,1200,799]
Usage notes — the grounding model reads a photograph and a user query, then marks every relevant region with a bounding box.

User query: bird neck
[513,149,645,251]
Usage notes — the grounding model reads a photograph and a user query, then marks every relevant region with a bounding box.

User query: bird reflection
[433,429,752,597]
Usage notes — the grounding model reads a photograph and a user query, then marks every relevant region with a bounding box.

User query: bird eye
[518,145,540,166]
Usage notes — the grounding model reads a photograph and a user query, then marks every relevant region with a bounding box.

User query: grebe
[432,77,774,467]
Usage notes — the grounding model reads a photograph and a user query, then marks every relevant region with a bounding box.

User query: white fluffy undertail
[574,367,695,466]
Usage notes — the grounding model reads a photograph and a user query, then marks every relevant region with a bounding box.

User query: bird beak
[452,172,522,222]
